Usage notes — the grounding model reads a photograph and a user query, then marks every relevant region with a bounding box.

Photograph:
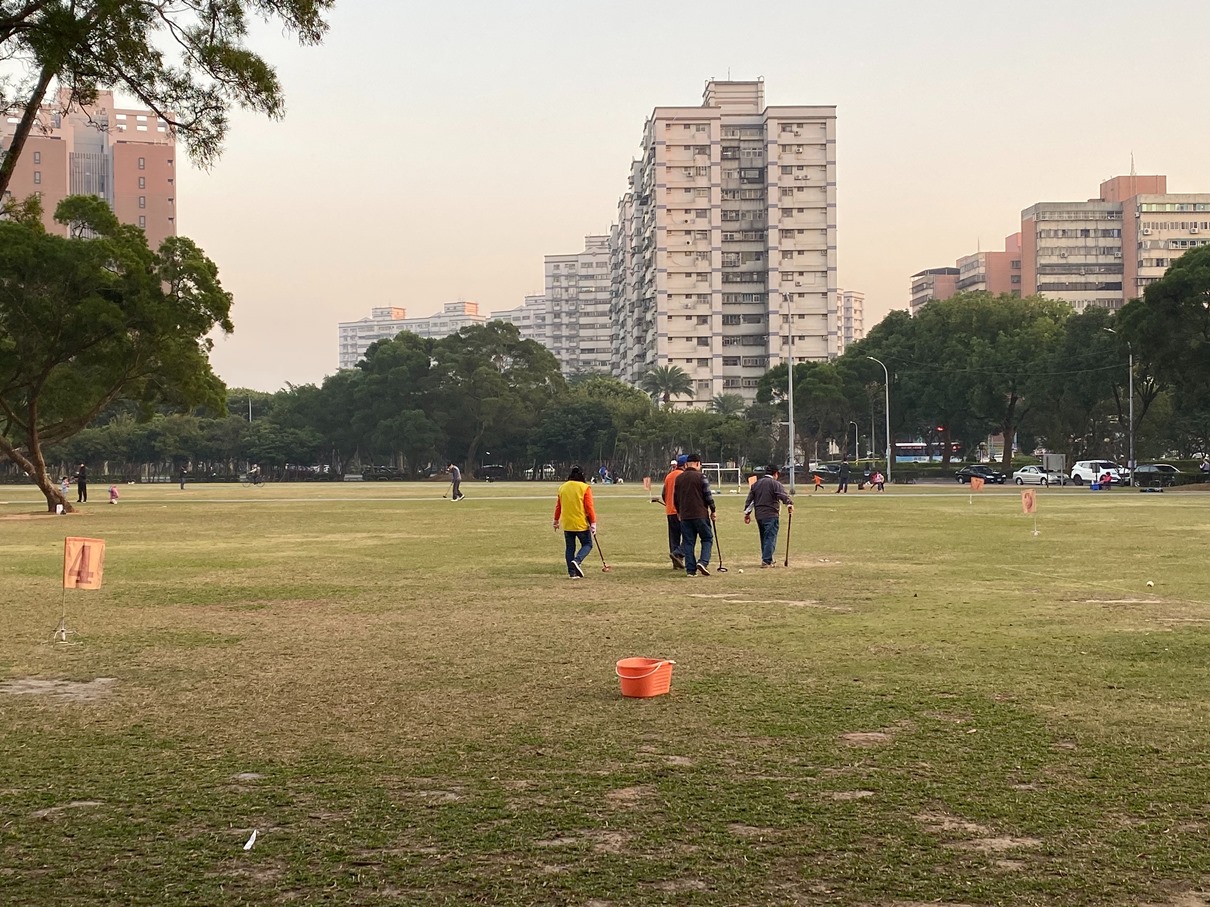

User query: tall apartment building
[835,288,865,355]
[337,302,487,369]
[0,89,177,249]
[610,80,837,406]
[1022,175,1210,311]
[909,268,960,314]
[544,235,612,374]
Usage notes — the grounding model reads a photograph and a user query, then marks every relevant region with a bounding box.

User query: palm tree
[639,365,694,409]
[709,393,746,418]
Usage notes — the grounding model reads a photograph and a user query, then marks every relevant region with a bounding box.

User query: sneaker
[696,564,710,576]
[570,575,582,580]
[670,553,685,570]
[571,560,585,578]
[760,563,771,568]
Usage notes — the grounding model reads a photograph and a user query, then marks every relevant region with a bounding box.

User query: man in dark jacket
[673,453,716,576]
[75,463,88,503]
[836,459,851,494]
[744,467,793,567]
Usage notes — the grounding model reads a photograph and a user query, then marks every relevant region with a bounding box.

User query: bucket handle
[616,659,676,680]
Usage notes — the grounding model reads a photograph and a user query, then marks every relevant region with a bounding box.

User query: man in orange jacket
[659,455,687,569]
[553,465,597,579]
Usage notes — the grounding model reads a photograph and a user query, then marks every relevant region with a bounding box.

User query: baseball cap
[676,455,688,467]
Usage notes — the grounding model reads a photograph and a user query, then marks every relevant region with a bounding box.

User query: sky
[171,0,1210,392]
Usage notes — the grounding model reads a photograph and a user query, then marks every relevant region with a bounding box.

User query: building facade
[835,288,865,355]
[337,302,487,370]
[490,295,549,348]
[544,235,612,374]
[909,268,960,314]
[610,79,837,406]
[1,89,177,249]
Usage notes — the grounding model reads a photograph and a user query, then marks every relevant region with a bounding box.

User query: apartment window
[723,357,740,367]
[33,151,40,164]
[138,216,146,228]
[697,338,710,347]
[33,171,41,184]
[138,157,146,170]
[139,196,146,209]
[139,177,146,189]
[696,315,709,325]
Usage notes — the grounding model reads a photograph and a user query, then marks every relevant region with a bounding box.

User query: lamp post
[867,356,891,483]
[1104,328,1134,479]
[786,320,796,494]
[849,421,859,462]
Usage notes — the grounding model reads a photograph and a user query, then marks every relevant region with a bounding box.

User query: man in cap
[744,466,793,567]
[673,453,716,576]
[660,455,687,569]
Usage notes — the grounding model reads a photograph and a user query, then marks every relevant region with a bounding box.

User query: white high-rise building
[544,235,612,374]
[611,79,837,406]
[836,288,865,355]
[490,295,549,347]
[337,302,486,369]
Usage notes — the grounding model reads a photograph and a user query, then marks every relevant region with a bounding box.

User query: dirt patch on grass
[916,811,991,836]
[0,677,116,702]
[31,800,102,819]
[688,593,850,611]
[827,790,875,800]
[605,784,655,807]
[952,836,1041,853]
[727,823,777,840]
[650,878,708,892]
[841,731,892,747]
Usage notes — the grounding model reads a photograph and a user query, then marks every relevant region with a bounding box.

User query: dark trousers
[680,517,713,575]
[757,516,780,565]
[77,482,87,503]
[564,530,593,575]
[451,477,462,499]
[666,515,682,557]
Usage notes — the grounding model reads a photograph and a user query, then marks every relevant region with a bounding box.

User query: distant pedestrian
[871,470,885,492]
[448,463,465,501]
[109,485,120,504]
[673,453,716,576]
[179,465,187,490]
[660,455,688,569]
[60,476,70,498]
[744,466,793,567]
[75,463,88,503]
[1201,457,1209,475]
[835,460,850,494]
[553,466,596,579]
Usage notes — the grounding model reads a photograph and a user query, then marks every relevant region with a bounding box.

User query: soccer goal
[700,463,744,491]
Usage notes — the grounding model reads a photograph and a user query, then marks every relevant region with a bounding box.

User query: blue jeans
[564,530,593,575]
[757,516,780,565]
[680,517,714,575]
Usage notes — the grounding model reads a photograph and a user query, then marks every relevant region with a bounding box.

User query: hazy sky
[175,1,1210,391]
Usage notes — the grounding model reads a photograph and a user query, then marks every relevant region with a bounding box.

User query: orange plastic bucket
[616,658,675,698]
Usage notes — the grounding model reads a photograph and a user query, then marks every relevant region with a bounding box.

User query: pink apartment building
[1,90,176,249]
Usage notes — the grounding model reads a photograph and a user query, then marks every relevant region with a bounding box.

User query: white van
[1070,460,1129,486]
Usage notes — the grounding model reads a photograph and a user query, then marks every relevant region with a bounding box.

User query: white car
[1070,460,1129,486]
[1012,465,1066,486]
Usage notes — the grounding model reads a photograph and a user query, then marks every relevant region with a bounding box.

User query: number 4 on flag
[63,537,106,590]
[1021,489,1037,515]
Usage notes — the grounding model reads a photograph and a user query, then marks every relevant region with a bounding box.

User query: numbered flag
[1021,489,1037,515]
[643,476,652,492]
[63,537,106,590]
[969,476,985,492]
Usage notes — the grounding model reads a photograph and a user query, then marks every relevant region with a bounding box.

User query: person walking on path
[179,465,188,490]
[660,455,688,569]
[673,453,716,576]
[835,459,851,494]
[447,463,465,501]
[75,463,88,503]
[553,466,597,579]
[744,466,793,567]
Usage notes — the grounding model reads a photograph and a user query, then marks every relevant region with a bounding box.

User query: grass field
[2,480,1209,906]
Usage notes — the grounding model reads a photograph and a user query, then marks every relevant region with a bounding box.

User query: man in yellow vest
[553,465,597,579]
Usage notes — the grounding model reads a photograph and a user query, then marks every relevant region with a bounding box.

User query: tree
[0,0,333,198]
[709,393,746,417]
[640,365,694,409]
[0,196,233,511]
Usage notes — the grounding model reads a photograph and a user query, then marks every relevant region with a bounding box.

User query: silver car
[1012,465,1066,486]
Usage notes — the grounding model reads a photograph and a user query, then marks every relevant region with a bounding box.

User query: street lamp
[1104,328,1134,478]
[849,421,859,462]
[786,317,796,494]
[867,356,891,483]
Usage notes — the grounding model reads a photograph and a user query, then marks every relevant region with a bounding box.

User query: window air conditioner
[1142,228,1152,235]
[1191,228,1200,234]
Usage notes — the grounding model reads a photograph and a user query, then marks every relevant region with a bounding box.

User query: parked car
[1131,463,1182,487]
[1070,460,1129,486]
[474,464,508,481]
[955,464,1007,484]
[1012,465,1067,486]
[361,465,404,481]
[808,463,841,483]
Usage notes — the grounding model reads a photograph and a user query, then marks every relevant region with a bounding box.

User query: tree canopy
[0,0,334,197]
[0,195,232,510]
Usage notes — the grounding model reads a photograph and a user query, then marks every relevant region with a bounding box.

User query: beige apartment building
[836,288,865,355]
[910,234,1022,314]
[1,89,177,249]
[544,235,612,374]
[610,79,838,406]
[908,267,960,314]
[491,295,549,348]
[337,302,488,369]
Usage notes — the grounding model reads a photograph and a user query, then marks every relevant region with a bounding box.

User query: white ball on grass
[1146,581,1154,587]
